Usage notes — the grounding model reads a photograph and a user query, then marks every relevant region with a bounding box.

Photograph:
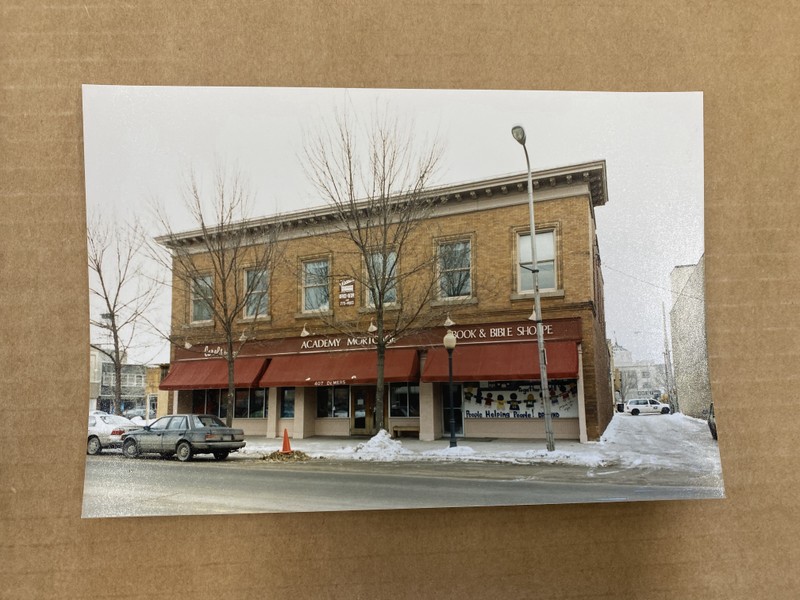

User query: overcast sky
[82,86,704,365]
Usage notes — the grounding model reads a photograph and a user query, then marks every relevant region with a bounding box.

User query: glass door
[351,387,375,436]
[442,383,464,437]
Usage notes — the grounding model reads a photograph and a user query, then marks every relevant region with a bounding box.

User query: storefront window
[192,389,207,414]
[250,389,267,418]
[462,380,579,419]
[390,383,420,417]
[280,388,295,418]
[192,388,266,418]
[235,389,250,418]
[316,386,349,418]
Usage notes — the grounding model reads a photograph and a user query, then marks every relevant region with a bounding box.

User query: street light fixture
[443,329,458,448]
[511,124,555,452]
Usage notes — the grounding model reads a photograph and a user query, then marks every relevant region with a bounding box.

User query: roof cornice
[155,160,607,247]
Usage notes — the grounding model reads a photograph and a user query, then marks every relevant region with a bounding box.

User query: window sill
[510,290,565,301]
[358,304,401,314]
[238,315,272,324]
[186,320,214,327]
[430,297,479,307]
[294,310,334,320]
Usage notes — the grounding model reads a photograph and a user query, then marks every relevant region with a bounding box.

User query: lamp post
[443,329,458,448]
[511,125,555,452]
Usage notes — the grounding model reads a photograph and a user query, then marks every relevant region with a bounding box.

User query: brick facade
[160,161,613,441]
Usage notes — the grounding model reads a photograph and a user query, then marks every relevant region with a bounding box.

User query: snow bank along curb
[237,412,720,473]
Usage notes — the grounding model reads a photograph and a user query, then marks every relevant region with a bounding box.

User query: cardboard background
[1,2,797,598]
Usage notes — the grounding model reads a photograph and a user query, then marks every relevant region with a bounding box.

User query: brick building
[158,161,613,442]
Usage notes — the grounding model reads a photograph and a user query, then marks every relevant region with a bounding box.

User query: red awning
[159,357,269,390]
[421,341,578,382]
[258,348,419,387]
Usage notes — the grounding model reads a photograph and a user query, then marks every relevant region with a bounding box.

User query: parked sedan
[121,414,246,462]
[624,398,671,416]
[87,414,142,455]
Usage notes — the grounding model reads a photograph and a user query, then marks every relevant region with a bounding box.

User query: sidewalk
[238,430,599,465]
[234,413,724,483]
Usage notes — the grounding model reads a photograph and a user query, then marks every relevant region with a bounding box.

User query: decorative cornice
[155,160,607,248]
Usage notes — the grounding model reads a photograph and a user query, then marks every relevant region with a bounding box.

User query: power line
[602,264,704,302]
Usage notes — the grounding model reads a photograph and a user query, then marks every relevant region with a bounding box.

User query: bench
[391,425,420,439]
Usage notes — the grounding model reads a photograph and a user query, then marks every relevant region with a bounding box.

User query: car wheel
[661,407,670,414]
[631,408,640,416]
[176,441,193,462]
[122,438,139,458]
[213,451,230,461]
[87,436,102,455]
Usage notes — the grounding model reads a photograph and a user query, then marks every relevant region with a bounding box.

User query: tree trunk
[226,341,235,427]
[114,360,123,416]
[374,316,386,432]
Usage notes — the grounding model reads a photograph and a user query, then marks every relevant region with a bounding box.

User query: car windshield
[193,415,226,428]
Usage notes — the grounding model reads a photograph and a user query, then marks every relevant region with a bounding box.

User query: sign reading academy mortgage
[299,335,391,350]
[175,318,582,360]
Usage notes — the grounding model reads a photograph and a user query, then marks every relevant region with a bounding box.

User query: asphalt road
[82,454,723,518]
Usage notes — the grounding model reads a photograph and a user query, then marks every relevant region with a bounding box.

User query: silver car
[121,414,246,462]
[87,414,142,455]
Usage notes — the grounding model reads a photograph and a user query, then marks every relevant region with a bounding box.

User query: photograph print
[81,86,722,518]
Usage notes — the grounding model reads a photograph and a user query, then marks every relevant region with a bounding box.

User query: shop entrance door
[351,387,375,436]
[442,383,464,437]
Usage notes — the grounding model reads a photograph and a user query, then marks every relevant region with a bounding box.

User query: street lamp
[443,329,458,448]
[511,124,555,452]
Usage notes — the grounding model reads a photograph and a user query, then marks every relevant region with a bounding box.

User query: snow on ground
[241,412,722,475]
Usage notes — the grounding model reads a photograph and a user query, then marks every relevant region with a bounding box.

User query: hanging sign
[338,278,355,306]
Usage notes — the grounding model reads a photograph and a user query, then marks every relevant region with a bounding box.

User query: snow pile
[237,412,721,477]
[597,412,718,474]
[342,430,414,462]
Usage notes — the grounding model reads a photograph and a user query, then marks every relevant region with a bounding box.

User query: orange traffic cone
[280,428,292,454]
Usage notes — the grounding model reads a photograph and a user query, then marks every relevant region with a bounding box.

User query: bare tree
[618,369,639,401]
[153,167,282,427]
[303,108,455,432]
[88,214,160,415]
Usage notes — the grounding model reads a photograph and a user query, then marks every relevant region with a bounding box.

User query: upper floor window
[103,372,145,387]
[517,230,556,292]
[366,250,398,307]
[191,275,213,323]
[438,240,472,299]
[303,259,330,312]
[244,268,269,318]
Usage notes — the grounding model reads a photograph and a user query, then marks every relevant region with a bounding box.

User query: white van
[624,398,671,416]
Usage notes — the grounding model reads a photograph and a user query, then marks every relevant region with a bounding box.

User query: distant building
[146,364,171,418]
[670,255,711,418]
[89,347,114,410]
[612,342,667,401]
[98,362,146,415]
